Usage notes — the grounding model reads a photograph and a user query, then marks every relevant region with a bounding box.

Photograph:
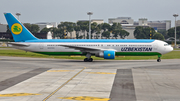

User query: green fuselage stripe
[35,52,161,56]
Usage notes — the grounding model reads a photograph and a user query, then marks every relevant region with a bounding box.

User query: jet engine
[95,50,115,59]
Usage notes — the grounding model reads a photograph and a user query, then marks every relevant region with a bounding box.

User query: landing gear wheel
[157,55,162,62]
[83,58,93,62]
[84,58,88,62]
[88,58,93,62]
[157,59,161,62]
[84,53,93,62]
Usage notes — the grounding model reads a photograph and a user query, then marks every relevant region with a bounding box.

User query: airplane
[4,13,173,62]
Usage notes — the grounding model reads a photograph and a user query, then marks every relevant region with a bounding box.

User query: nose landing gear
[157,55,161,62]
[84,53,93,62]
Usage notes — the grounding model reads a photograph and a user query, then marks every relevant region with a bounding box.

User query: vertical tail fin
[4,13,38,42]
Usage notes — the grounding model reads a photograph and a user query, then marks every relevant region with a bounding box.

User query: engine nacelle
[95,50,115,59]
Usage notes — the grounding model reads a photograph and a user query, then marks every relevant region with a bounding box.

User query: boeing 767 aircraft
[4,13,173,62]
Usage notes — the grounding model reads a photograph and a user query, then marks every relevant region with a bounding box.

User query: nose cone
[167,46,173,52]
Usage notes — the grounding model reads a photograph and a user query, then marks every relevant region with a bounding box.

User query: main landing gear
[84,58,93,62]
[84,53,93,62]
[157,55,161,62]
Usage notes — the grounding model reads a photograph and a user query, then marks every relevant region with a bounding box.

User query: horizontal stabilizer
[7,42,30,47]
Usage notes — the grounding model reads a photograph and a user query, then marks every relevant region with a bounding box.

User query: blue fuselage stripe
[25,39,155,43]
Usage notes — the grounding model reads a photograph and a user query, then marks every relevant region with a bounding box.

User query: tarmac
[0,56,180,101]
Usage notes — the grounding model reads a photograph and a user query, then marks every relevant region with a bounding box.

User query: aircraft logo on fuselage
[11,23,22,35]
[121,47,152,52]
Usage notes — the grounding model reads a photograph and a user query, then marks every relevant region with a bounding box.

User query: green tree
[6,25,11,33]
[56,28,64,39]
[74,25,81,39]
[152,32,165,40]
[31,24,39,33]
[23,23,39,33]
[58,22,75,39]
[134,26,145,39]
[102,31,110,39]
[98,23,111,39]
[167,26,180,40]
[112,29,120,39]
[90,22,98,39]
[101,23,110,31]
[82,25,89,39]
[134,26,155,39]
[111,23,122,30]
[158,29,168,39]
[95,26,101,39]
[96,24,103,39]
[77,21,89,39]
[23,23,31,31]
[49,27,58,38]
[40,27,49,33]
[109,23,122,39]
[119,30,129,39]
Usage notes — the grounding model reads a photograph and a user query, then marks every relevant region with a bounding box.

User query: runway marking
[109,69,136,101]
[0,93,40,97]
[42,67,86,101]
[59,96,110,101]
[0,68,50,91]
[47,70,73,72]
[87,72,116,74]
[70,55,81,57]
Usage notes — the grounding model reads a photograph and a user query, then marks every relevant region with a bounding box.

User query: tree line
[134,26,165,40]
[167,26,180,40]
[6,22,180,41]
[134,26,180,41]
[41,21,130,39]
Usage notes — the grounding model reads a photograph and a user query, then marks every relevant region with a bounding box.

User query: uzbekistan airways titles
[121,47,153,52]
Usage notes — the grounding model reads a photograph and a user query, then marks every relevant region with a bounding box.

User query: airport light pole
[173,14,178,48]
[87,12,93,39]
[16,13,21,20]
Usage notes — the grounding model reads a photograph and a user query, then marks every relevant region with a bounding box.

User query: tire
[84,58,88,62]
[89,58,93,62]
[157,59,161,62]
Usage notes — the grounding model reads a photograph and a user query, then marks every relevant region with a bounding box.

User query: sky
[0,0,180,27]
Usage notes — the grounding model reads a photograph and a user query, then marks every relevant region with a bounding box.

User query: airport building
[35,22,58,32]
[109,17,134,25]
[0,22,56,39]
[0,24,7,33]
[176,20,180,27]
[35,22,57,39]
[108,17,171,39]
[109,17,171,30]
[91,19,104,25]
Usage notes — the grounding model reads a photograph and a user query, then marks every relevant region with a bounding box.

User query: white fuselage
[10,40,173,56]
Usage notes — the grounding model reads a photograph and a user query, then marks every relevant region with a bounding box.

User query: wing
[60,45,117,53]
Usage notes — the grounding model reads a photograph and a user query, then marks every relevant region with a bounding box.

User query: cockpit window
[164,44,169,46]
